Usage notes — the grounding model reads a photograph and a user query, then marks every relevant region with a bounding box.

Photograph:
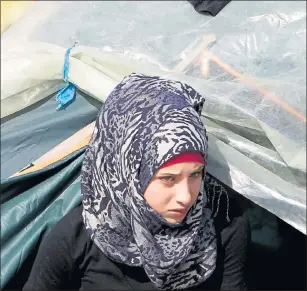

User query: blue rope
[56,46,77,110]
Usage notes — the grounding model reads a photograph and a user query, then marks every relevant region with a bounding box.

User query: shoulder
[220,209,250,251]
[49,204,85,241]
[37,204,92,264]
[206,176,250,289]
[205,174,250,244]
[215,195,249,245]
[52,204,94,254]
[23,205,89,289]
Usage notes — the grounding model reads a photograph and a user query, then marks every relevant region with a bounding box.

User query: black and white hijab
[81,73,227,290]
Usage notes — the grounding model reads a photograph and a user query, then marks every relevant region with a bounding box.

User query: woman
[23,73,250,290]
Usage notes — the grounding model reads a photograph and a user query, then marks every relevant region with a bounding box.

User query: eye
[159,176,175,186]
[160,176,174,182]
[190,171,202,178]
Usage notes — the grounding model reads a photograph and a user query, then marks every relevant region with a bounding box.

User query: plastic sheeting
[1,1,306,233]
[0,1,32,34]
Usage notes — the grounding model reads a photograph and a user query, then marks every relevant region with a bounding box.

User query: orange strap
[12,122,94,177]
[204,51,306,123]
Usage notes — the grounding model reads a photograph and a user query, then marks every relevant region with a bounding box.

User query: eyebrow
[158,166,204,176]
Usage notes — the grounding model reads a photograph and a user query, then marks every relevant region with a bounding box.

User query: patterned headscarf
[81,73,217,290]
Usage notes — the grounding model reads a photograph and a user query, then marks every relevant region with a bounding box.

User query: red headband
[159,151,205,169]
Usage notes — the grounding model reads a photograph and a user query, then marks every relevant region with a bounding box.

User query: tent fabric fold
[1,149,85,289]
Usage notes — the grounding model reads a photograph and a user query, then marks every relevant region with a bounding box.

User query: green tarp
[1,90,100,180]
[1,149,85,289]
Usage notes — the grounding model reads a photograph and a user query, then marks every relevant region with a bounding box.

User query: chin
[165,217,185,224]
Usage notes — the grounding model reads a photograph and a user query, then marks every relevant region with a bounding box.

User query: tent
[1,1,306,289]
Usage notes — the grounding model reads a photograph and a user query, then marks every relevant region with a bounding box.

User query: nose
[175,181,192,206]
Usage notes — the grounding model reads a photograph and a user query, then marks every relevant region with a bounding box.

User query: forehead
[156,162,204,175]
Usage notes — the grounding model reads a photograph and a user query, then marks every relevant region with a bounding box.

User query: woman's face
[144,162,204,224]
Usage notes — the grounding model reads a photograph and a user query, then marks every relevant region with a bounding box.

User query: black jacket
[23,196,249,290]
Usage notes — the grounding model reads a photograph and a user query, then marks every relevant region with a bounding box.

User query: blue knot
[56,46,77,110]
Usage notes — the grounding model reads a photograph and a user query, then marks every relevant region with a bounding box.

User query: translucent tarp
[1,1,306,234]
[0,1,32,34]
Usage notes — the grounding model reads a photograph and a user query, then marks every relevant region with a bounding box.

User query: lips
[169,209,188,217]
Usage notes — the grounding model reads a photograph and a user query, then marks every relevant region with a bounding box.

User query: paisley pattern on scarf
[81,73,217,290]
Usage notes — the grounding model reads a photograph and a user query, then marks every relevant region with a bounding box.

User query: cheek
[190,178,203,199]
[144,182,172,212]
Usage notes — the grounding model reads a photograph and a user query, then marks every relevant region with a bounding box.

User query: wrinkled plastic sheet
[1,1,306,233]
